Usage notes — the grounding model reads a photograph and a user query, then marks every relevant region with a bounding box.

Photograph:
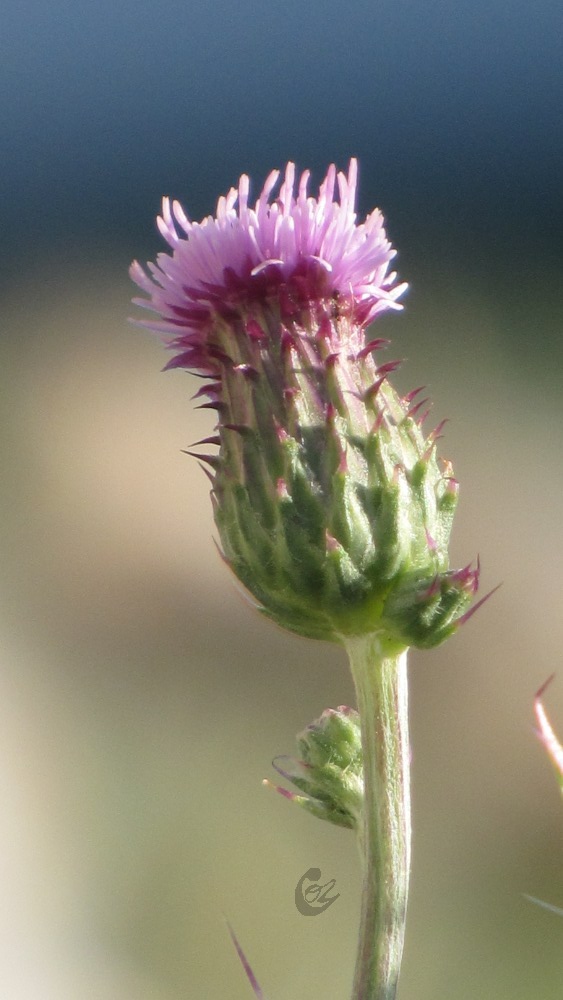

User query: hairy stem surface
[345,635,411,1000]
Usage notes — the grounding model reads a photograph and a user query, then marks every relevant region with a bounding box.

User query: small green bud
[265,706,363,830]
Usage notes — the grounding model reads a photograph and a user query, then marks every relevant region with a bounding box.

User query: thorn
[423,425,446,460]
[376,359,402,379]
[456,583,502,627]
[197,462,215,484]
[189,435,221,448]
[428,418,448,443]
[356,337,390,361]
[212,536,230,564]
[522,894,563,917]
[182,450,220,469]
[403,385,426,405]
[536,673,557,701]
[407,397,430,420]
[416,406,432,427]
[271,754,311,781]
[262,778,299,801]
[363,377,386,402]
[361,361,401,403]
[195,400,227,413]
[451,560,479,591]
[226,922,265,1000]
[191,382,222,400]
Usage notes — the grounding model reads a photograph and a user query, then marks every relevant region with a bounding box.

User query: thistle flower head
[130,159,406,373]
[131,160,479,647]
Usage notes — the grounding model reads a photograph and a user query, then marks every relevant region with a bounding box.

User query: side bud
[264,706,363,830]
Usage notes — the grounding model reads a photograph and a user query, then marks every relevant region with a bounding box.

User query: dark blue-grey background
[3,0,562,263]
[1,3,563,998]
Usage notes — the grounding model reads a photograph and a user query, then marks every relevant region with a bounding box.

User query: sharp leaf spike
[456,583,502,627]
[226,922,266,1000]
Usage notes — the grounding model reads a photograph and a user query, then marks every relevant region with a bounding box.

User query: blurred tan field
[0,256,562,998]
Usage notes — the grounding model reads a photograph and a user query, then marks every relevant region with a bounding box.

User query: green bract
[212,308,475,648]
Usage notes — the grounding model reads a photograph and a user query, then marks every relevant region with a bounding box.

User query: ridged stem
[344,635,411,1000]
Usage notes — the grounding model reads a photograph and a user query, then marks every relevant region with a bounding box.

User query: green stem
[344,635,411,1000]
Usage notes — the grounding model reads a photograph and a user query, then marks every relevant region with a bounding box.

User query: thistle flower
[131,160,487,1000]
[130,159,405,366]
[131,160,478,648]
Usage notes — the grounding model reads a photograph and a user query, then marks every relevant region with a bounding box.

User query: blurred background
[1,0,562,996]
